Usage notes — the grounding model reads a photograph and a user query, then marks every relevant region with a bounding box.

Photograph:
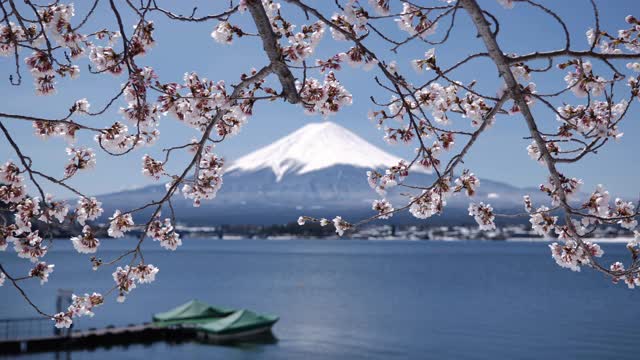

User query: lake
[1,239,638,359]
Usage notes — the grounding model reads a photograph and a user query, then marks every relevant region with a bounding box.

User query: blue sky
[1,0,639,199]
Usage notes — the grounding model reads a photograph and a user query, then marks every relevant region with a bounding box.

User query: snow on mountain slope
[227,122,417,181]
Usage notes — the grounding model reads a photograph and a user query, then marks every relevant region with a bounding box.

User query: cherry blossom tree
[1,0,639,328]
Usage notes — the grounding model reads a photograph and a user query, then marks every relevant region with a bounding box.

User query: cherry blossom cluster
[372,199,394,219]
[560,60,607,98]
[88,67,160,155]
[75,197,103,225]
[180,146,225,207]
[610,261,640,289]
[216,0,326,64]
[53,292,104,329]
[108,210,135,238]
[1,164,60,271]
[556,100,627,141]
[330,0,369,41]
[526,138,560,164]
[367,167,483,226]
[147,217,182,251]
[372,82,495,131]
[39,194,69,224]
[468,203,497,231]
[13,231,47,262]
[71,225,100,254]
[0,22,36,56]
[549,240,603,272]
[211,22,245,45]
[89,45,124,75]
[64,147,96,178]
[17,3,126,95]
[382,123,415,145]
[282,22,325,63]
[368,160,410,195]
[297,72,353,116]
[112,263,159,303]
[157,71,257,134]
[95,122,137,153]
[116,67,162,148]
[528,206,558,237]
[588,15,640,54]
[0,161,27,204]
[332,216,353,236]
[539,174,582,206]
[142,155,165,180]
[38,4,85,57]
[454,171,480,197]
[14,198,41,234]
[409,188,447,220]
[395,3,438,39]
[411,49,436,73]
[89,19,152,73]
[461,92,498,127]
[582,185,610,220]
[19,3,82,93]
[337,46,378,70]
[524,182,638,278]
[28,262,55,285]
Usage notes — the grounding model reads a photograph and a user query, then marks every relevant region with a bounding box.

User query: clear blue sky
[1,0,638,199]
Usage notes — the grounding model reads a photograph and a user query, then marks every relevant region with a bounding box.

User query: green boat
[153,300,235,326]
[153,300,279,342]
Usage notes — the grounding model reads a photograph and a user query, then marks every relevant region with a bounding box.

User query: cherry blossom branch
[460,0,636,277]
[0,264,52,317]
[146,1,239,23]
[1,121,47,200]
[110,65,274,271]
[508,49,640,64]
[0,112,103,132]
[246,0,300,103]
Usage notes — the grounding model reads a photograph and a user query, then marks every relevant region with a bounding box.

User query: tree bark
[459,0,568,206]
[458,0,614,273]
[246,0,301,104]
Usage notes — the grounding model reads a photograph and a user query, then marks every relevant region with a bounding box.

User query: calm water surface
[1,239,637,359]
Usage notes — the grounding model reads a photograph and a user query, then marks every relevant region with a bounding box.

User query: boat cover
[195,310,279,335]
[153,300,235,325]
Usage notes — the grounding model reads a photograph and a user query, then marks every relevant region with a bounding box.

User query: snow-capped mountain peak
[227,122,404,181]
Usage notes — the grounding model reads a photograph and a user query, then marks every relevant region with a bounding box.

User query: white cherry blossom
[71,225,100,254]
[108,210,134,238]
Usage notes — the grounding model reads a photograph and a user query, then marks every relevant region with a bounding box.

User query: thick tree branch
[460,0,566,203]
[246,0,300,104]
[460,0,612,274]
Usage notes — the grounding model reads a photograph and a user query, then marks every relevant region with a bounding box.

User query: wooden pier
[0,319,276,355]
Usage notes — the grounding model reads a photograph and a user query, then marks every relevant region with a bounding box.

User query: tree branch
[246,0,300,104]
[460,0,611,275]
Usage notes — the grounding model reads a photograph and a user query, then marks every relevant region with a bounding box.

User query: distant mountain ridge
[98,122,540,225]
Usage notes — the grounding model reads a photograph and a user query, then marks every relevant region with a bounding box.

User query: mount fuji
[227,122,409,181]
[99,122,535,225]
